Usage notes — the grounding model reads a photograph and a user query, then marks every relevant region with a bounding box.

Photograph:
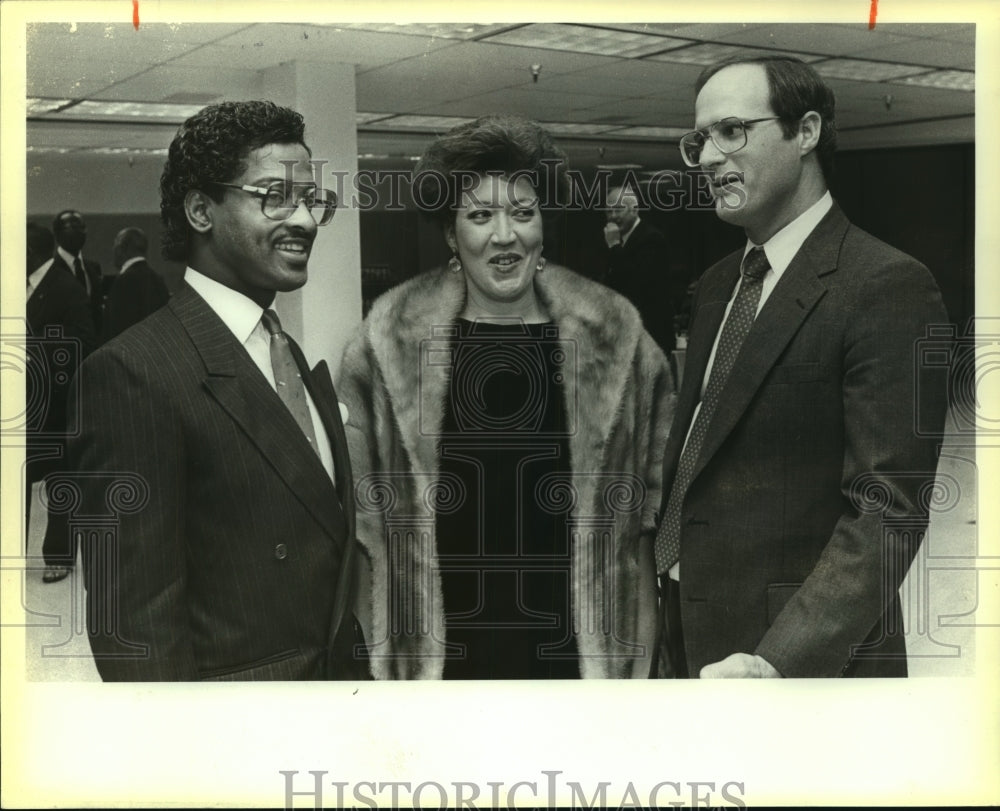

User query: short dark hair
[696,56,837,182]
[412,115,570,229]
[115,226,148,258]
[159,100,308,261]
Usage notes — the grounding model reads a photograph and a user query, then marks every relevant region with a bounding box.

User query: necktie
[654,247,771,574]
[73,256,88,292]
[260,309,320,457]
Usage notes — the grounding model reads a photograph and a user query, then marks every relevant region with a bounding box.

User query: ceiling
[25,20,976,174]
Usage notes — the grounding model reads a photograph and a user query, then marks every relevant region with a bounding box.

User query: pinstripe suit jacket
[69,284,360,681]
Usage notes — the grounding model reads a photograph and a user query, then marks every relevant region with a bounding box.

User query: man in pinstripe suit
[68,101,364,680]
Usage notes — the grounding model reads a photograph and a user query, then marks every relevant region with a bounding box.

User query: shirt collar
[119,256,145,275]
[621,216,641,246]
[27,257,55,292]
[184,267,266,346]
[743,191,833,275]
[56,245,80,268]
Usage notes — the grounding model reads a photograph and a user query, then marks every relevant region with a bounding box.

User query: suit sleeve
[755,258,949,676]
[70,345,197,680]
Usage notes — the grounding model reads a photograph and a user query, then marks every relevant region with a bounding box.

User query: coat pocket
[199,648,303,681]
[766,583,803,626]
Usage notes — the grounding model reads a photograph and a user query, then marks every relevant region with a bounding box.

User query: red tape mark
[869,0,878,30]
[133,0,140,30]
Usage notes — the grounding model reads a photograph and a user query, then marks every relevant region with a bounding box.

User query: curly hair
[412,115,570,229]
[696,56,837,182]
[159,100,309,261]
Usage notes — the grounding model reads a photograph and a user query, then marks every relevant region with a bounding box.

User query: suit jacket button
[274,543,288,560]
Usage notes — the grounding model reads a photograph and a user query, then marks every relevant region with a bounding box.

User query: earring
[448,254,462,274]
[535,257,547,273]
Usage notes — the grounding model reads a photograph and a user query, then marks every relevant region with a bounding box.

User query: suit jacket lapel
[691,206,847,481]
[170,286,346,546]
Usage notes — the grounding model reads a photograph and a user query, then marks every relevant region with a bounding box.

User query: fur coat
[337,264,675,678]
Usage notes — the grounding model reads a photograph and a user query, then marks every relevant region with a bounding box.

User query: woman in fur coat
[338,116,675,679]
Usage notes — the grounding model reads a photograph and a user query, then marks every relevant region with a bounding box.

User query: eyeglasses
[678,116,783,167]
[205,182,337,225]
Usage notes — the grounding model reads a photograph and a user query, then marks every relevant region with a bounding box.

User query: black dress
[437,318,578,679]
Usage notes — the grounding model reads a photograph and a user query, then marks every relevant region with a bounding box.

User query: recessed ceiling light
[813,58,928,82]
[484,23,689,58]
[891,69,974,91]
[647,43,823,66]
[609,126,691,139]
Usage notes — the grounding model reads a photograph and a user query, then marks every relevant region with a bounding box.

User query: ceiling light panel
[813,58,928,82]
[26,98,74,115]
[610,126,691,139]
[54,100,208,120]
[332,22,511,40]
[484,23,688,58]
[356,112,394,125]
[372,115,474,130]
[542,122,623,135]
[648,42,823,66]
[891,69,975,91]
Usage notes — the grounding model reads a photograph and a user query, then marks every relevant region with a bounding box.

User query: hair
[114,226,148,258]
[52,210,83,232]
[27,221,55,265]
[695,56,837,182]
[412,115,570,229]
[159,100,309,261]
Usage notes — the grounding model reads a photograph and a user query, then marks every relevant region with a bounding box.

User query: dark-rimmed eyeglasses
[678,116,783,167]
[205,182,337,225]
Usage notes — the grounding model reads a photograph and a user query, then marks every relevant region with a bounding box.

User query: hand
[603,222,621,249]
[699,653,781,679]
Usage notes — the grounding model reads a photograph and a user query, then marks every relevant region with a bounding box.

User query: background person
[602,185,680,356]
[338,115,675,679]
[51,209,104,336]
[103,226,170,340]
[25,221,96,583]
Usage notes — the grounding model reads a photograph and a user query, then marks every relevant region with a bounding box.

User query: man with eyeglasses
[67,100,365,680]
[654,57,949,678]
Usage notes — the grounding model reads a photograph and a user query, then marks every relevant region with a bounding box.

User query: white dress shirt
[184,268,336,484]
[669,191,833,581]
[57,245,90,294]
[118,256,145,276]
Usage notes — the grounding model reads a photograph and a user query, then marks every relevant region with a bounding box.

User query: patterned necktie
[260,309,320,457]
[654,247,771,574]
[73,256,88,291]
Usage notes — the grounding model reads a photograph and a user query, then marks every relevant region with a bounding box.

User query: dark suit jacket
[52,252,104,336]
[26,264,96,478]
[605,219,678,353]
[68,284,362,681]
[102,259,170,341]
[661,203,949,677]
